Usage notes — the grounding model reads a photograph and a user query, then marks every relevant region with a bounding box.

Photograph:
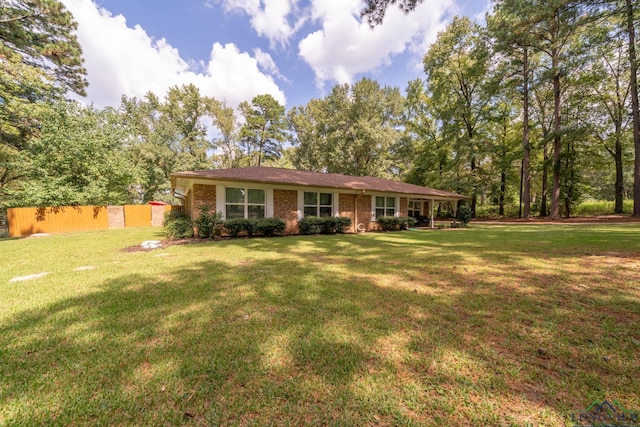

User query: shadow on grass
[1,228,639,425]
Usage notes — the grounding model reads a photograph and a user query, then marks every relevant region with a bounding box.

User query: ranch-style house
[170,166,467,234]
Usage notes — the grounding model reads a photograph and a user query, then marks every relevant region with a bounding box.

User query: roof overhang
[170,168,469,201]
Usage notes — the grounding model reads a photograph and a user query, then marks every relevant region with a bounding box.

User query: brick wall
[107,206,125,229]
[399,197,408,217]
[150,205,165,227]
[188,184,409,234]
[340,193,375,232]
[193,184,216,217]
[339,193,356,232]
[356,195,375,231]
[274,189,298,234]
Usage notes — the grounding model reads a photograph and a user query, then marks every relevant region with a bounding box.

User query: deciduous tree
[121,85,214,202]
[289,78,406,178]
[4,101,137,207]
[422,16,493,216]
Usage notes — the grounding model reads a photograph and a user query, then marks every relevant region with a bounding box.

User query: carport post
[430,199,435,229]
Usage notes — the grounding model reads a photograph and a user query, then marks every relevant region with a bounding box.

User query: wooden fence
[6,205,178,238]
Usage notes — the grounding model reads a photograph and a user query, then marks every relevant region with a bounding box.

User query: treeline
[361,0,640,219]
[0,80,410,207]
[1,0,639,217]
[1,86,291,206]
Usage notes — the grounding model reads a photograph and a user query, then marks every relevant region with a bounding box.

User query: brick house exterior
[273,189,299,234]
[171,166,467,233]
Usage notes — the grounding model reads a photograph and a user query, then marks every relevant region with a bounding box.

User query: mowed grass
[1,225,639,426]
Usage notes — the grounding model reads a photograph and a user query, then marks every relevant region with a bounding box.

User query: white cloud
[197,43,286,106]
[218,0,304,49]
[61,0,285,108]
[298,0,455,89]
[253,48,289,82]
[473,0,493,25]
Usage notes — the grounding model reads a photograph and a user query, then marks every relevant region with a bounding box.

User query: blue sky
[61,0,491,110]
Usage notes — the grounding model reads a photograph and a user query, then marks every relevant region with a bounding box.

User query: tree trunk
[627,0,640,216]
[564,141,573,218]
[522,47,531,219]
[550,43,562,220]
[614,132,624,214]
[470,156,477,218]
[519,159,523,218]
[499,171,506,216]
[541,141,549,217]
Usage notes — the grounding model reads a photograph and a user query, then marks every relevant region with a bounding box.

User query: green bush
[403,217,417,229]
[299,216,325,234]
[475,204,519,218]
[325,216,352,233]
[222,217,286,237]
[164,210,193,240]
[255,217,286,236]
[376,216,417,231]
[193,206,223,239]
[223,218,256,237]
[456,205,472,226]
[298,216,352,235]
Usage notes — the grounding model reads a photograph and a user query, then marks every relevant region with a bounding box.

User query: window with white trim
[303,192,333,217]
[408,200,421,218]
[226,187,265,219]
[375,196,396,219]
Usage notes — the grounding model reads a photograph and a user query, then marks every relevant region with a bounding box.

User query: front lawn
[1,225,639,425]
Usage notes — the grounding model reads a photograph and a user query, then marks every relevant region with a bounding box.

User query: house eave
[170,172,468,200]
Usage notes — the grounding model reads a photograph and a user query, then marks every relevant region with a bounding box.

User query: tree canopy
[1,0,87,202]
[1,0,639,218]
[0,0,87,95]
[239,94,287,166]
[289,78,407,178]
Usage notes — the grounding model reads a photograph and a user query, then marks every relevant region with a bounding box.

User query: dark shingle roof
[172,166,467,199]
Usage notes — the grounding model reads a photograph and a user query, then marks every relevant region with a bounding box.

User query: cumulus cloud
[218,0,304,49]
[298,0,455,89]
[197,43,286,106]
[61,0,285,108]
[253,48,289,82]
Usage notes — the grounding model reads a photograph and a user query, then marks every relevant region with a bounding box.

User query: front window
[375,196,396,219]
[304,192,332,217]
[408,200,421,218]
[226,187,265,219]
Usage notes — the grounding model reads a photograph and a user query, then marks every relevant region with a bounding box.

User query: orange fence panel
[7,206,109,237]
[124,205,152,228]
[6,204,182,237]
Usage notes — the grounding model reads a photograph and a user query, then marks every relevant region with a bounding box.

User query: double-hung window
[226,187,265,219]
[408,200,421,218]
[303,192,332,217]
[375,196,396,218]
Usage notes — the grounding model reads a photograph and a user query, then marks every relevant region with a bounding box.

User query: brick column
[193,184,217,217]
[274,189,298,234]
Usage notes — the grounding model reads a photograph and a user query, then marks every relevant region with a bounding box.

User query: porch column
[430,199,435,229]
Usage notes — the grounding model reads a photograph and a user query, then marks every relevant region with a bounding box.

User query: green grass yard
[1,225,639,426]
